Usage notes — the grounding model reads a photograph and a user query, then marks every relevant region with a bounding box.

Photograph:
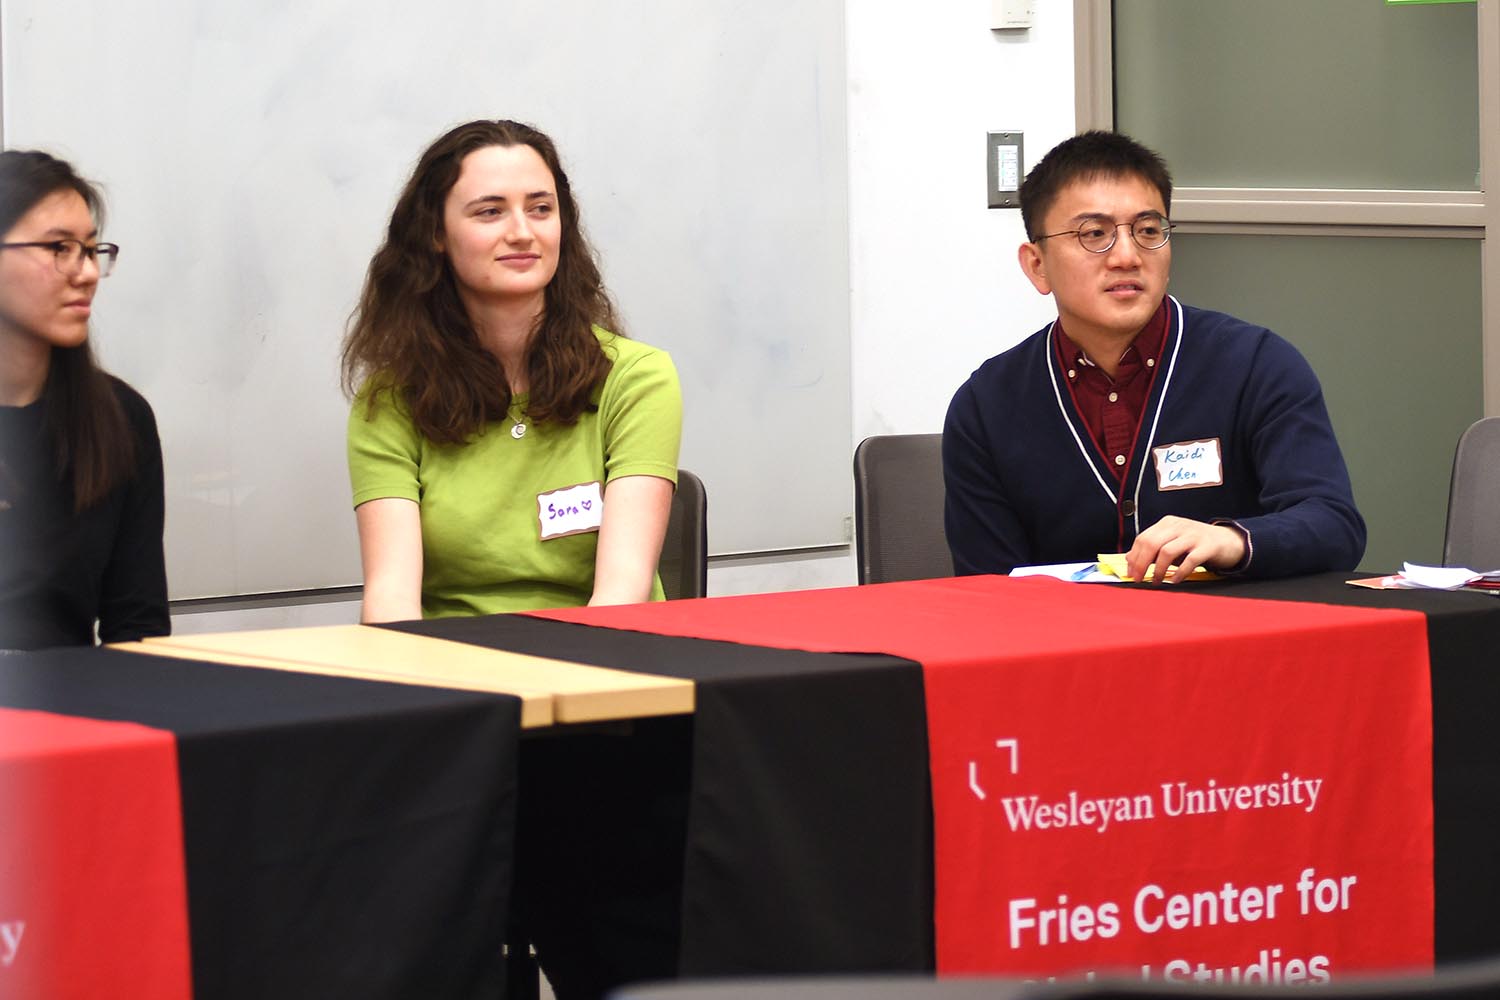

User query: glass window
[1115,1,1479,190]
[1169,233,1482,570]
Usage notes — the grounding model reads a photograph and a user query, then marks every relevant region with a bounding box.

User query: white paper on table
[1009,562,1120,583]
[1400,562,1481,590]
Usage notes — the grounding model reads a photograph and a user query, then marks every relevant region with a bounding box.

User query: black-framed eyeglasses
[1034,214,1174,254]
[0,239,120,277]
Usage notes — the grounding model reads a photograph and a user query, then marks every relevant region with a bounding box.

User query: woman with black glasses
[0,150,168,649]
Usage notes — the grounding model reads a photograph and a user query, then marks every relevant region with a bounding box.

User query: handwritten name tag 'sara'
[537,481,604,540]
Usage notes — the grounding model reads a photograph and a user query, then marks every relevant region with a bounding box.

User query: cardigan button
[1122,500,1136,517]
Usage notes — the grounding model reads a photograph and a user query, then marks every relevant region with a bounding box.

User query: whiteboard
[2,0,851,598]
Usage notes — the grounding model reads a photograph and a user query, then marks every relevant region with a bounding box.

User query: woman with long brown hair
[342,120,681,621]
[0,150,168,649]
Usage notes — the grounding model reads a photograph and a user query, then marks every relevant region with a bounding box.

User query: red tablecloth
[535,575,1433,983]
[1,707,192,999]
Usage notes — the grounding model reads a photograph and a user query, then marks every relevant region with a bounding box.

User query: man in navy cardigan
[943,131,1365,583]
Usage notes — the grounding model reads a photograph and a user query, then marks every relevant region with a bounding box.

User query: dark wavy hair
[0,149,133,512]
[341,120,620,444]
[1020,130,1174,241]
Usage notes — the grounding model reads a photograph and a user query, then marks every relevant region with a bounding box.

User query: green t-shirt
[347,328,681,617]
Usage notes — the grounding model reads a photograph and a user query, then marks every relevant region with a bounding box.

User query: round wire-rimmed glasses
[1035,214,1174,254]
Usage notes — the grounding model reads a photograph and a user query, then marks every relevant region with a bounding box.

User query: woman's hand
[355,497,424,622]
[590,475,675,606]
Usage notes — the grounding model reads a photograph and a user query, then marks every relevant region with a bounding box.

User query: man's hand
[1125,516,1247,584]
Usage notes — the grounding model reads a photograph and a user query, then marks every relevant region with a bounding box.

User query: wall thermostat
[987,132,1023,209]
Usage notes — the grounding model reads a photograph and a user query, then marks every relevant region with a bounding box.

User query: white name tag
[537,480,604,540]
[1152,438,1224,491]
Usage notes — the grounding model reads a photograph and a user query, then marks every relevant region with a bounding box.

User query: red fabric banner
[0,708,192,999]
[533,576,1435,982]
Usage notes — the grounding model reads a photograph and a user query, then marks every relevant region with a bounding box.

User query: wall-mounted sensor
[991,0,1034,30]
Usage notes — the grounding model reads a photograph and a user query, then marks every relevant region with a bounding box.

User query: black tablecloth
[0,647,522,999]
[387,615,935,978]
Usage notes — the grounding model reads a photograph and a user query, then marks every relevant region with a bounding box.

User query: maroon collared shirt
[1053,300,1169,486]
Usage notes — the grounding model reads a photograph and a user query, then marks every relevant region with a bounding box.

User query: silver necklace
[509,401,527,439]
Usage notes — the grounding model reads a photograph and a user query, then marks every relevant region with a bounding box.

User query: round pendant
[511,422,527,440]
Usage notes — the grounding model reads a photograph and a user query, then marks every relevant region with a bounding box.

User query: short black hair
[1019,131,1173,241]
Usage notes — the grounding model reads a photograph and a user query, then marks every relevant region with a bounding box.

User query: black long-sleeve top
[0,376,169,649]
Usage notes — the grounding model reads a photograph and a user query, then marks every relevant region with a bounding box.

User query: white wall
[847,3,1077,441]
[172,3,1082,628]
[702,3,1080,598]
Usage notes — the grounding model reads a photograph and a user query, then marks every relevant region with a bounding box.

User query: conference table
[3,573,1497,997]
[0,644,522,999]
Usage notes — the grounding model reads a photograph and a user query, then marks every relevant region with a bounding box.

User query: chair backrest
[615,962,1500,1000]
[1026,957,1500,1000]
[1443,416,1500,569]
[659,469,708,600]
[853,433,952,585]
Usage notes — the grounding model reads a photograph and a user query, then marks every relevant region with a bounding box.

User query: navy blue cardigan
[942,297,1365,579]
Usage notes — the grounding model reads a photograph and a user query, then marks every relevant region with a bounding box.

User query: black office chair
[612,957,1500,1000]
[612,977,1030,1000]
[1029,958,1500,1000]
[853,433,953,584]
[659,469,708,600]
[1442,416,1500,569]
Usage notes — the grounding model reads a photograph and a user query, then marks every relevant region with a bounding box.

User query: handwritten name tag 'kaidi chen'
[1152,438,1224,491]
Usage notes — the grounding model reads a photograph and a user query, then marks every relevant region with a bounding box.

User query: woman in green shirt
[342,120,682,621]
